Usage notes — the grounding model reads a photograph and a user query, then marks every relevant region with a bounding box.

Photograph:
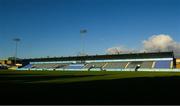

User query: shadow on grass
[0,76,180,105]
[0,74,107,83]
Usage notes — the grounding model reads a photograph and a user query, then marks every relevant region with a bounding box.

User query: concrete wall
[17,68,180,72]
[176,58,180,68]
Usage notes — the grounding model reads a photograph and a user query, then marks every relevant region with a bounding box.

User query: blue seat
[154,61,171,68]
[66,64,84,69]
[23,64,32,68]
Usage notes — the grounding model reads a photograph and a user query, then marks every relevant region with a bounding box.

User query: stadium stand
[126,61,143,68]
[23,64,32,68]
[29,63,69,69]
[154,60,171,68]
[20,52,174,62]
[139,61,153,68]
[104,62,128,69]
[67,64,84,69]
[17,52,177,71]
[84,62,106,68]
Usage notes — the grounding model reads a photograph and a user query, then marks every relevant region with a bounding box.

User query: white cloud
[142,34,180,57]
[106,46,136,54]
[106,34,180,57]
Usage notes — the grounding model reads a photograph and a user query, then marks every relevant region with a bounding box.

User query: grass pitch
[1,70,180,84]
[0,70,180,104]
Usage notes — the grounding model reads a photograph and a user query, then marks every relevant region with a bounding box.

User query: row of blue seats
[21,61,172,69]
[66,64,84,69]
[23,64,32,68]
[154,61,171,68]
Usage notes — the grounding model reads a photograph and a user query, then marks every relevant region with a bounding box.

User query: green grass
[1,69,180,84]
[1,69,180,104]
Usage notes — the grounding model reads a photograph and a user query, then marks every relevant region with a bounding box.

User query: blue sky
[0,0,180,59]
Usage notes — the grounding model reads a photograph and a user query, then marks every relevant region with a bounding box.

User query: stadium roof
[20,51,174,62]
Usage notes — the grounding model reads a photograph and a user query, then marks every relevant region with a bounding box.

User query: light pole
[13,38,20,66]
[80,29,87,56]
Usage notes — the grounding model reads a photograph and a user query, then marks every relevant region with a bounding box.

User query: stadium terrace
[14,51,180,72]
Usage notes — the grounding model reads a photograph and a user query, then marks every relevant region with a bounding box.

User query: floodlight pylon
[80,29,87,56]
[13,38,20,65]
